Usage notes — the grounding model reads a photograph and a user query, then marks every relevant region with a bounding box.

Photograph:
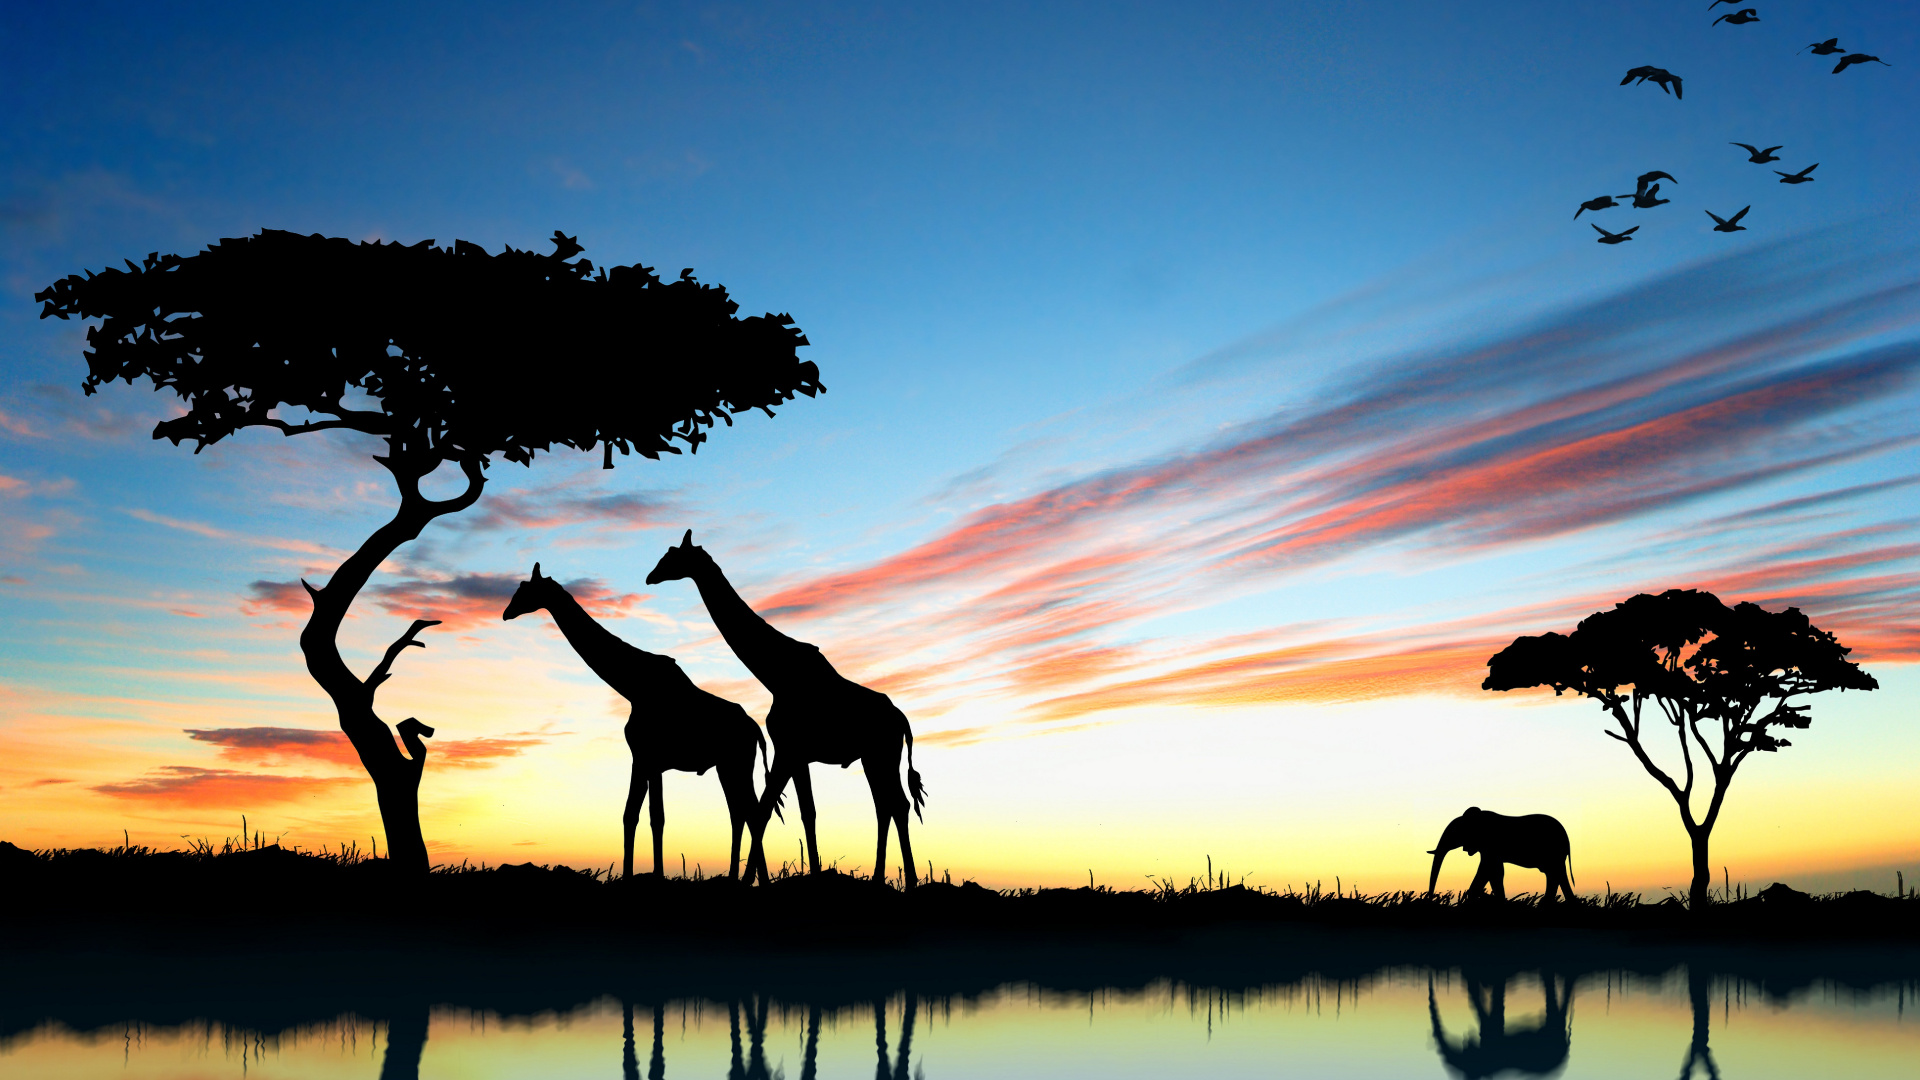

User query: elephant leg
[1467,855,1495,898]
[1488,860,1506,901]
[621,762,647,880]
[649,771,666,877]
[792,765,821,874]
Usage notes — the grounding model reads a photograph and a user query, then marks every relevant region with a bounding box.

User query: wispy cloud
[183,725,552,770]
[451,485,676,534]
[92,766,357,806]
[240,572,644,632]
[721,231,1920,736]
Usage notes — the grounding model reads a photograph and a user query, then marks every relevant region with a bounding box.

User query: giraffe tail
[905,725,926,822]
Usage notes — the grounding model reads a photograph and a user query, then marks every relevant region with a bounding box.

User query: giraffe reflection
[1428,970,1572,1079]
[874,995,917,1080]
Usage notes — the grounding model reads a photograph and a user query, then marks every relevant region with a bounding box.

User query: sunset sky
[3,2,1916,894]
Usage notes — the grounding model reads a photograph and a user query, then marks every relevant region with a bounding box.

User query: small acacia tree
[37,230,819,873]
[1483,588,1876,907]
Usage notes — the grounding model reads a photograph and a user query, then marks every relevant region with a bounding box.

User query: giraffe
[646,531,926,887]
[502,563,770,880]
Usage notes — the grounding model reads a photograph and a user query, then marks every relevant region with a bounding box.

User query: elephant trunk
[1428,846,1451,897]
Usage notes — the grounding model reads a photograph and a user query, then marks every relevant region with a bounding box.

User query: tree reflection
[1428,970,1572,1079]
[1676,965,1721,1080]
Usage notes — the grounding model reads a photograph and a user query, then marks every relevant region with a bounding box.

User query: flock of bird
[1579,6,1891,246]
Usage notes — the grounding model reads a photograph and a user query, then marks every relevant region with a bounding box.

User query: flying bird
[1592,224,1638,245]
[1800,38,1844,56]
[1833,53,1891,74]
[1775,163,1818,184]
[1633,170,1677,194]
[1713,9,1760,27]
[1706,0,1739,7]
[1575,195,1623,219]
[1621,66,1684,99]
[1706,206,1750,232]
[1731,142,1783,163]
[1625,184,1670,209]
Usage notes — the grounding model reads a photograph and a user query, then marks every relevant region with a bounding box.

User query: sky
[2,1,1916,894]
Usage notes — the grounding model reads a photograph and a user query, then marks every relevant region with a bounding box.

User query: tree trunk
[1689,824,1713,908]
[299,456,484,874]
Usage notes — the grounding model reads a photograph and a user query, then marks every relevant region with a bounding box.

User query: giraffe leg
[649,771,666,877]
[749,758,795,884]
[792,765,821,874]
[863,755,908,887]
[621,763,647,880]
[718,758,755,881]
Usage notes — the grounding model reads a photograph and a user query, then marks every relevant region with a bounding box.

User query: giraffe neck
[689,561,817,689]
[540,584,656,699]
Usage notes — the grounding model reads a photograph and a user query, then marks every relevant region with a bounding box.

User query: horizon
[2,1,1916,896]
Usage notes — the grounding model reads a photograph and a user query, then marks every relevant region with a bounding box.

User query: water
[5,966,1915,1078]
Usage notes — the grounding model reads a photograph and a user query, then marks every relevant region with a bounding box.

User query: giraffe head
[502,562,560,620]
[646,529,713,585]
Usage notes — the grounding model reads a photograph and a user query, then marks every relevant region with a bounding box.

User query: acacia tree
[37,230,819,873]
[1483,588,1876,907]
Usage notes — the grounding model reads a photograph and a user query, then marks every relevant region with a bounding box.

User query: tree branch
[1604,696,1691,815]
[367,619,443,697]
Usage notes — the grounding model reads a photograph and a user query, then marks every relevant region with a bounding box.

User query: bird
[1592,224,1638,245]
[1833,54,1891,74]
[1621,66,1684,99]
[1575,195,1622,219]
[1775,163,1818,184]
[1706,206,1750,232]
[1624,183,1670,209]
[1706,0,1738,7]
[1800,38,1844,56]
[1731,142,1783,163]
[1713,9,1760,27]
[1633,170,1677,194]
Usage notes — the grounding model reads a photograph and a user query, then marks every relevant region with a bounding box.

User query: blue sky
[2,2,1916,890]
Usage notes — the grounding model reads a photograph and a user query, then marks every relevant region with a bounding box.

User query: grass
[5,834,1915,947]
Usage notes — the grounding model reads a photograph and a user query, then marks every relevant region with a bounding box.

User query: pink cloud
[93,766,357,807]
[184,725,552,769]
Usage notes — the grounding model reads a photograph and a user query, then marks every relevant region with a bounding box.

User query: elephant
[1427,807,1574,901]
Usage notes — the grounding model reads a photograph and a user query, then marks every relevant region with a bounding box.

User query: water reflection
[5,960,1917,1078]
[1428,970,1572,1078]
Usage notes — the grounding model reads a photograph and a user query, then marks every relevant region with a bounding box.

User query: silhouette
[1711,9,1759,27]
[1800,38,1844,56]
[503,563,770,879]
[730,996,774,1080]
[1633,170,1677,193]
[799,1004,824,1080]
[874,995,917,1080]
[1625,183,1670,209]
[1428,971,1572,1078]
[1591,224,1638,245]
[34,231,818,872]
[1775,163,1818,184]
[1574,195,1622,219]
[381,1005,430,1080]
[1676,965,1721,1079]
[1730,142,1783,163]
[1621,66,1683,99]
[647,531,927,887]
[1706,206,1751,232]
[1426,807,1575,901]
[1833,53,1890,74]
[1484,588,1877,906]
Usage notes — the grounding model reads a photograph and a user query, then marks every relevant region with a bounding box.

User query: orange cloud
[92,766,357,806]
[183,726,552,770]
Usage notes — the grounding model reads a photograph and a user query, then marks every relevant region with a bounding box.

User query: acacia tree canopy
[1483,588,1876,905]
[35,229,821,469]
